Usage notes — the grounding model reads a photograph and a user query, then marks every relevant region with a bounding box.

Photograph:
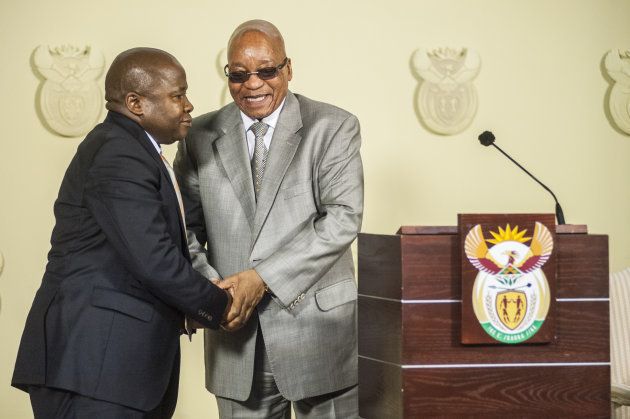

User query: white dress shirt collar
[239,98,286,132]
[145,131,162,155]
[240,99,286,160]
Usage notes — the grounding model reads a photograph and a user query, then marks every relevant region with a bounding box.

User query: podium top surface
[396,224,588,235]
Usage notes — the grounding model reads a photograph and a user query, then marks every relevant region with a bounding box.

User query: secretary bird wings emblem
[465,222,553,276]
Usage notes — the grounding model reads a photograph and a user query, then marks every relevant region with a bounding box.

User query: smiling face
[226,30,292,119]
[139,63,194,144]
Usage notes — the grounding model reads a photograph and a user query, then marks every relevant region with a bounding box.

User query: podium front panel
[358,229,610,418]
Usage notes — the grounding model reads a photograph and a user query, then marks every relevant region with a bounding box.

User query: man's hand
[221,288,233,323]
[216,269,266,331]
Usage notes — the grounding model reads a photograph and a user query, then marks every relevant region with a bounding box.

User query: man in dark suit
[12,47,233,418]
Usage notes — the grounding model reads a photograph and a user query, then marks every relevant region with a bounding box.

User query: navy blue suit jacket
[12,111,228,411]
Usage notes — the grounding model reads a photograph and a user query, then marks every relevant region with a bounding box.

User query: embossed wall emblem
[604,49,630,135]
[411,47,481,135]
[33,45,105,137]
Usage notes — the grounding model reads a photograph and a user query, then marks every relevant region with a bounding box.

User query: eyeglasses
[224,58,289,83]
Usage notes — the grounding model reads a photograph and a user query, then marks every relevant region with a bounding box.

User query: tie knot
[250,121,269,138]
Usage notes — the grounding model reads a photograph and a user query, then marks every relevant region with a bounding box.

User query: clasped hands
[214,269,267,331]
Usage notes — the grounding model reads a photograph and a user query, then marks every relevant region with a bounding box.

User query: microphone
[477,131,566,225]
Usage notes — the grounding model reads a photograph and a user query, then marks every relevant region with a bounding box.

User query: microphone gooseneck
[477,131,566,225]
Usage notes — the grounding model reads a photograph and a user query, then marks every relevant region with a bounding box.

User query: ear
[125,92,144,117]
[286,58,293,82]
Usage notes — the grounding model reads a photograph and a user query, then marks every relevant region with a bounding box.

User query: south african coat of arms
[464,222,553,344]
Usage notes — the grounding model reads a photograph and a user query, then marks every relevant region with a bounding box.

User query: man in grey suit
[174,20,363,418]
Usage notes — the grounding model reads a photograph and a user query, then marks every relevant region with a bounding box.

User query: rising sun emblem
[465,222,553,343]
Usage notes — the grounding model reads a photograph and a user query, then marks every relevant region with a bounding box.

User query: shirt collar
[145,131,162,154]
[239,98,286,132]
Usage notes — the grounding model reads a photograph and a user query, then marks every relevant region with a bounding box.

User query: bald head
[227,20,286,61]
[225,20,292,119]
[103,47,193,144]
[105,47,182,113]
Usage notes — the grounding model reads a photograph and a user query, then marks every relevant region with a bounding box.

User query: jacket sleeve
[83,136,227,328]
[255,114,364,307]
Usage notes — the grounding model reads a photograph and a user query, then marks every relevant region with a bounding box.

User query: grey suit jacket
[174,91,363,401]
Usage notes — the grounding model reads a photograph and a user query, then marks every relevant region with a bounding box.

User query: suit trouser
[28,355,180,419]
[216,325,359,419]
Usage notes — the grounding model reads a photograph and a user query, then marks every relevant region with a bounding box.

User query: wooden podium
[358,224,610,418]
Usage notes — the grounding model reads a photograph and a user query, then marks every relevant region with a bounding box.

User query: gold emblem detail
[495,291,527,330]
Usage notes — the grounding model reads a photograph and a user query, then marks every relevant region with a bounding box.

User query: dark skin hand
[215,269,267,331]
[221,289,234,322]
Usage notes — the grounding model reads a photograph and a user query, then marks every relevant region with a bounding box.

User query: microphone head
[478,131,495,146]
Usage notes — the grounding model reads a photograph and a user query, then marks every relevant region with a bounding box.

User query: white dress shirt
[145,131,162,155]
[239,99,286,160]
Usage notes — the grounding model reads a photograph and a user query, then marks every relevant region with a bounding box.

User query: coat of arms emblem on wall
[464,222,553,344]
[604,49,630,135]
[412,47,480,135]
[33,45,105,137]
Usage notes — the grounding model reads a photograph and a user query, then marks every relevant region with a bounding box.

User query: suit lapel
[136,133,188,240]
[215,109,257,230]
[252,92,303,243]
[106,111,188,243]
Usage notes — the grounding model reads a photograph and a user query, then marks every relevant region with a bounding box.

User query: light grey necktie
[250,121,269,200]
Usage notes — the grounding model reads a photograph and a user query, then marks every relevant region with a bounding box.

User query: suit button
[207,314,213,321]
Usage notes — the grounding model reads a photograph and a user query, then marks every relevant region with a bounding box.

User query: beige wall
[1,0,629,417]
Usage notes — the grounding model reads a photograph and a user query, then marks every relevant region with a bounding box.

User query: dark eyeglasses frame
[224,57,289,83]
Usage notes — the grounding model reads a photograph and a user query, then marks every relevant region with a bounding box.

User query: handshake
[213,269,267,331]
